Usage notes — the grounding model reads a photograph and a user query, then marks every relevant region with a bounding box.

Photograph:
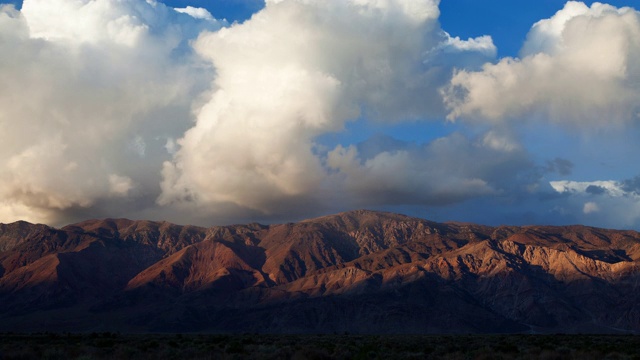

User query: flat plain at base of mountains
[1,333,639,360]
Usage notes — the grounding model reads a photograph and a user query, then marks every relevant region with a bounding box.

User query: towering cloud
[158,0,497,220]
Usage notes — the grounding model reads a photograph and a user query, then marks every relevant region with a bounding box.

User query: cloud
[548,178,640,228]
[174,6,215,22]
[583,201,599,214]
[550,180,625,196]
[444,1,640,127]
[325,131,536,207]
[620,176,640,195]
[158,0,496,220]
[0,0,504,226]
[544,158,574,176]
[21,0,222,46]
[5,0,639,231]
[585,185,606,195]
[0,0,221,224]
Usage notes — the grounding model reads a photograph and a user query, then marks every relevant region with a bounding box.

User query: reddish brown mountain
[0,210,639,333]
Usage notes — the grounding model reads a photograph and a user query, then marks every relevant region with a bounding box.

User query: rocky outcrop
[0,210,638,333]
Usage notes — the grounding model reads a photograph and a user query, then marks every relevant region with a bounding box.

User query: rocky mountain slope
[0,210,639,333]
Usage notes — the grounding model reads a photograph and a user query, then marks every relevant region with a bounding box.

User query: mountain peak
[300,209,424,227]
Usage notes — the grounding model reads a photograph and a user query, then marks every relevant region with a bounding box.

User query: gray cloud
[621,176,640,195]
[326,130,541,211]
[585,185,606,195]
[545,158,574,176]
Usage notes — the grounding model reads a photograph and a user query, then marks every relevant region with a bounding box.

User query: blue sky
[2,0,640,230]
[165,0,263,22]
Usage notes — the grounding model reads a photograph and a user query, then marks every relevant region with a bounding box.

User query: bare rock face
[0,210,639,333]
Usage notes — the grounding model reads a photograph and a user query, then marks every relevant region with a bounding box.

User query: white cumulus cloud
[0,0,221,224]
[444,1,640,127]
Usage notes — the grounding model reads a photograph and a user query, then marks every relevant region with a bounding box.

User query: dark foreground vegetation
[0,333,639,359]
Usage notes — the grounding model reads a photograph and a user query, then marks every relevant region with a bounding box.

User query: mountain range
[0,210,639,333]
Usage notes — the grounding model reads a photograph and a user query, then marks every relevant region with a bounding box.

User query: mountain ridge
[0,210,639,333]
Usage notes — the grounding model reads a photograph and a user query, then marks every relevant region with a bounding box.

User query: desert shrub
[112,345,139,359]
[41,347,66,360]
[291,348,333,360]
[225,340,244,354]
[94,338,115,348]
[2,333,640,359]
[494,342,519,354]
[74,356,95,360]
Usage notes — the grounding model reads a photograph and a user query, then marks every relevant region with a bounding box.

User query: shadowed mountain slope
[0,210,639,333]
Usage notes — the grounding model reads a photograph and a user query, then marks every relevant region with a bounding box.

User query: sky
[2,0,640,230]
